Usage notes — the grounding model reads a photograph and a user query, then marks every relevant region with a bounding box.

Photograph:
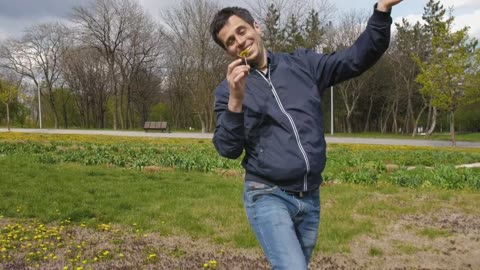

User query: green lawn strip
[0,154,248,246]
[328,132,480,142]
[2,154,479,256]
[0,132,211,145]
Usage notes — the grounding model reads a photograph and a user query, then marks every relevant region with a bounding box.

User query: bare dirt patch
[346,209,480,270]
[1,209,479,270]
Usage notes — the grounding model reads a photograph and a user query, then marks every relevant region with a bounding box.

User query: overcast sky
[0,0,479,41]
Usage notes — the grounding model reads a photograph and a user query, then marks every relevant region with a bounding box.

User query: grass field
[1,133,479,269]
[329,132,480,142]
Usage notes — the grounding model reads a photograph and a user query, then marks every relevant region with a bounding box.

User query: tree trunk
[364,95,374,132]
[63,101,68,129]
[426,106,437,136]
[110,60,118,130]
[346,111,353,134]
[392,99,399,134]
[450,111,456,146]
[6,103,10,131]
[412,105,428,137]
[47,88,59,129]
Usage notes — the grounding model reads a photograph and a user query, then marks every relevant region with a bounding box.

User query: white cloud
[394,8,480,40]
[393,14,423,26]
[453,9,480,39]
[440,0,480,9]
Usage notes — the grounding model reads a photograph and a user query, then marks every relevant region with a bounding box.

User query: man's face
[217,15,265,67]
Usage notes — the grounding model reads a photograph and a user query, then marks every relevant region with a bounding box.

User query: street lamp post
[37,78,42,129]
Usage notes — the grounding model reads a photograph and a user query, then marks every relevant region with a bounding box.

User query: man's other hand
[377,0,403,12]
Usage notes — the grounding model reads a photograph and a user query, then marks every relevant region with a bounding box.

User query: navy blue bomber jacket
[213,6,392,192]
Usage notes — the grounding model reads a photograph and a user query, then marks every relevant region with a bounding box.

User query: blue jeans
[243,180,320,270]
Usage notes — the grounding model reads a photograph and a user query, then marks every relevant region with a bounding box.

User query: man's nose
[236,35,247,48]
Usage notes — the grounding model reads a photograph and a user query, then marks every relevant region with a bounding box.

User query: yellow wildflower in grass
[98,224,111,232]
[147,253,157,261]
[203,259,218,269]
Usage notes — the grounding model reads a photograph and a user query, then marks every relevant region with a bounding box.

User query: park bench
[144,121,169,132]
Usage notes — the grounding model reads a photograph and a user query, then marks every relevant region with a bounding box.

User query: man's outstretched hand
[377,0,403,12]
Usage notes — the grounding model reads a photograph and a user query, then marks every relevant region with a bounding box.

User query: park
[1,0,480,269]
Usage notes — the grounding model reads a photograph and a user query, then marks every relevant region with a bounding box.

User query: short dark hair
[210,7,255,49]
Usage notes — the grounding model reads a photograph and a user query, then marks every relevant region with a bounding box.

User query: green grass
[1,153,479,254]
[0,154,246,243]
[418,228,452,239]
[328,132,480,142]
[393,241,423,255]
[368,247,384,257]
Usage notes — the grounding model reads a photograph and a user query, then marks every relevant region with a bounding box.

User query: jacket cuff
[221,109,244,132]
[372,3,393,24]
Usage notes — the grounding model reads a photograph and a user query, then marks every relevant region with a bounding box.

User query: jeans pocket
[244,181,277,207]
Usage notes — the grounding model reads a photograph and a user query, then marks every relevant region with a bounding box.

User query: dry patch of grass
[0,217,269,270]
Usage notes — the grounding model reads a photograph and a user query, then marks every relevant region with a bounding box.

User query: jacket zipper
[255,68,310,191]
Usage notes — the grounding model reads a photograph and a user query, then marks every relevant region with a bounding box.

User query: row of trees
[0,0,479,143]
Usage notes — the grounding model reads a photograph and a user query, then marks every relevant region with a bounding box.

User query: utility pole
[37,78,42,129]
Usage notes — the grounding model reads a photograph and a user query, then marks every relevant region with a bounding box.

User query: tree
[62,46,110,128]
[162,0,226,132]
[415,3,480,145]
[283,13,304,52]
[303,9,325,50]
[332,10,370,133]
[71,0,144,130]
[391,19,429,136]
[116,10,165,129]
[414,0,478,145]
[416,0,451,136]
[0,77,19,131]
[264,3,284,52]
[0,22,70,128]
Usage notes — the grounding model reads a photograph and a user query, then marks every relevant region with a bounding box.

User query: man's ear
[254,21,263,35]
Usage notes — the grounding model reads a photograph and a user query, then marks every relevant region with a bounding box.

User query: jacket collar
[252,50,277,73]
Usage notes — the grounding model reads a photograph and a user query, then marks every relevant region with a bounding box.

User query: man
[210,1,403,269]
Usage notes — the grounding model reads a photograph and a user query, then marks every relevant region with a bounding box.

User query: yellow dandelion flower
[147,253,157,260]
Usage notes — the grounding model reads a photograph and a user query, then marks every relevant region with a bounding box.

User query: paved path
[1,128,480,148]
